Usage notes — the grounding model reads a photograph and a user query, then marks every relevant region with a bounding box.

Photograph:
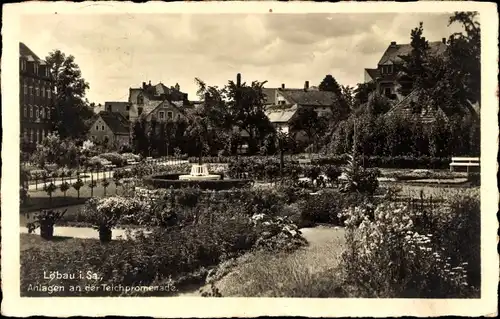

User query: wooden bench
[449,157,480,173]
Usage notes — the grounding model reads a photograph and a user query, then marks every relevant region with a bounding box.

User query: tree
[45,50,94,138]
[319,74,343,94]
[59,182,70,198]
[101,178,110,197]
[72,178,84,199]
[397,13,480,118]
[224,78,275,155]
[319,75,351,121]
[43,182,57,205]
[88,179,97,197]
[289,107,328,154]
[353,81,377,107]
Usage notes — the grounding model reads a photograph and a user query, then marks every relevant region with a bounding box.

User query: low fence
[21,155,189,190]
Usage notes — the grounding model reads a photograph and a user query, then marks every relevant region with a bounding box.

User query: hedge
[190,155,451,170]
[144,174,253,190]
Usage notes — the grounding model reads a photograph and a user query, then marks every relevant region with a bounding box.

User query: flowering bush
[99,152,127,167]
[340,201,476,297]
[252,214,307,252]
[81,197,147,230]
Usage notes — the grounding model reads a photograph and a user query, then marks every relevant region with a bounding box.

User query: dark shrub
[299,190,348,225]
[144,174,253,190]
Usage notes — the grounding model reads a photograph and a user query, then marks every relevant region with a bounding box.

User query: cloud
[20,12,464,103]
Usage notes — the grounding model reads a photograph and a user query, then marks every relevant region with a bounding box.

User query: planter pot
[99,227,112,243]
[40,224,54,240]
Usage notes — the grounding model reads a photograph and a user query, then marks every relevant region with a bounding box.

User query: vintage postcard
[1,1,498,317]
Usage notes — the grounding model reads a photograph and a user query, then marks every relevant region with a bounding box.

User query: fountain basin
[178,164,221,181]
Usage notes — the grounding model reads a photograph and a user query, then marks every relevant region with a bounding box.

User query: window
[29,105,33,118]
[36,129,40,143]
[137,94,144,105]
[34,64,39,75]
[384,87,392,97]
[35,87,39,96]
[23,105,27,117]
[177,114,181,121]
[30,129,34,143]
[159,111,165,119]
[96,125,99,131]
[279,100,286,105]
[47,108,51,119]
[47,89,51,99]
[23,84,27,95]
[41,87,45,97]
[35,106,40,119]
[23,128,28,139]
[29,86,33,95]
[102,125,105,131]
[167,111,173,119]
[42,129,45,139]
[40,107,45,119]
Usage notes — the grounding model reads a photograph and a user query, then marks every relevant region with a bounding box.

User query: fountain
[179,164,221,181]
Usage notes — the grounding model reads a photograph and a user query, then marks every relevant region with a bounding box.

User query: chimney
[442,37,446,44]
[236,73,241,88]
[304,81,309,91]
[421,37,426,42]
[149,80,152,85]
[390,41,397,47]
[281,83,285,89]
[142,82,146,89]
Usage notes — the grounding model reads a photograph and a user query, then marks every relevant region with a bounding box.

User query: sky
[20,12,465,104]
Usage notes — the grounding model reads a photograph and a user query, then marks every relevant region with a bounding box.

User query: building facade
[19,42,56,146]
[364,38,447,102]
[88,111,130,148]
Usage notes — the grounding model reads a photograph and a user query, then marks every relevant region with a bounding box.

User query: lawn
[20,233,99,252]
[210,226,347,297]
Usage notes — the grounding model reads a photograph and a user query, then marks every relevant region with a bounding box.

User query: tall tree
[319,74,351,121]
[45,50,94,138]
[319,74,343,95]
[397,13,480,118]
[289,107,328,153]
[225,79,275,155]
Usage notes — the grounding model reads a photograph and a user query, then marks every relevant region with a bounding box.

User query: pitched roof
[365,68,380,80]
[385,89,443,123]
[98,111,130,134]
[265,104,298,123]
[19,42,43,62]
[278,89,338,106]
[262,88,277,105]
[378,41,447,66]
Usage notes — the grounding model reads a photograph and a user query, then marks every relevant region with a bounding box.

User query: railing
[22,155,189,190]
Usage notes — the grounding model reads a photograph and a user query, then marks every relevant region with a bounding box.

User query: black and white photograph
[1,1,498,317]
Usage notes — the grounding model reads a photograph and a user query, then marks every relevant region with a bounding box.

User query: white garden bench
[449,157,480,173]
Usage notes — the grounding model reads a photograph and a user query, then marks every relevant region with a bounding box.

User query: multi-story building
[19,42,56,145]
[364,38,447,101]
[127,81,190,123]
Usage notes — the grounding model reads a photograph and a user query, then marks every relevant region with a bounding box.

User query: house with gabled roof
[263,81,339,117]
[89,111,131,148]
[128,81,190,122]
[364,38,448,101]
